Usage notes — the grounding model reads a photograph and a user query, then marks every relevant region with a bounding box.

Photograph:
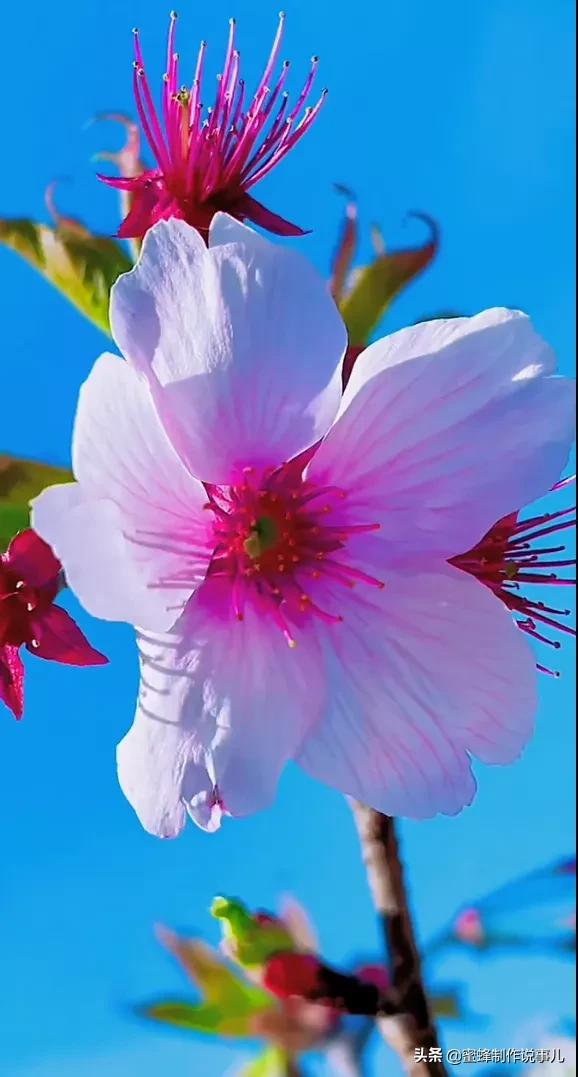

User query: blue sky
[0,1,575,1074]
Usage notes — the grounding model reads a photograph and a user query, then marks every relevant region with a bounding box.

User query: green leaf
[240,1047,292,1077]
[145,931,274,1039]
[330,185,358,304]
[339,213,439,347]
[142,989,271,1039]
[142,999,210,1031]
[431,989,461,1019]
[0,454,73,550]
[211,897,296,969]
[0,217,131,335]
[142,997,249,1036]
[92,112,144,262]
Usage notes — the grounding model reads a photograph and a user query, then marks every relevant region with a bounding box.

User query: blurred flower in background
[140,896,471,1076]
[427,857,576,959]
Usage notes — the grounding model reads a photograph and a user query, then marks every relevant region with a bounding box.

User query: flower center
[243,515,281,560]
[204,465,383,646]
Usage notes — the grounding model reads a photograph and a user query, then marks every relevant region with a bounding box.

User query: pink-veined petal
[308,309,575,563]
[297,565,537,818]
[117,579,326,837]
[110,216,346,483]
[32,354,211,631]
[28,605,108,666]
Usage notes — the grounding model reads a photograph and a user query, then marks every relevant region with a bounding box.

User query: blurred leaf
[0,454,73,549]
[92,113,143,259]
[340,213,439,347]
[330,186,358,303]
[92,113,143,183]
[142,998,216,1032]
[142,988,270,1039]
[212,897,296,969]
[0,215,131,334]
[240,1046,292,1077]
[431,990,460,1019]
[148,930,273,1038]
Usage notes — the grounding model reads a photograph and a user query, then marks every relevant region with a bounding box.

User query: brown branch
[351,802,447,1077]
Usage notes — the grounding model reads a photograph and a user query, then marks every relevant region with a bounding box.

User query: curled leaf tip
[333,183,358,215]
[340,208,440,347]
[44,179,89,238]
[405,209,440,246]
[334,182,356,199]
[89,110,138,127]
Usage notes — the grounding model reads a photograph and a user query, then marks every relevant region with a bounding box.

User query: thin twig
[351,802,447,1077]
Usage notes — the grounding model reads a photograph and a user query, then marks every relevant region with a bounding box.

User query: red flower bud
[263,952,323,1000]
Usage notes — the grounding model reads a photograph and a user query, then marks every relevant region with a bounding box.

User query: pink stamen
[203,463,380,646]
[133,32,172,170]
[101,14,323,239]
[451,478,576,673]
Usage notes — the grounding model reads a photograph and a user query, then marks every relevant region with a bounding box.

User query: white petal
[32,353,210,630]
[297,566,537,818]
[208,212,272,250]
[308,309,575,561]
[117,580,326,837]
[110,217,346,482]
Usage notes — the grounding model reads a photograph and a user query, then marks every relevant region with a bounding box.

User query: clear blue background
[0,1,575,1074]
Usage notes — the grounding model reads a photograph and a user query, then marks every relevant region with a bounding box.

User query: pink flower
[100,13,324,240]
[451,478,575,675]
[0,529,107,719]
[32,217,575,836]
[454,908,485,947]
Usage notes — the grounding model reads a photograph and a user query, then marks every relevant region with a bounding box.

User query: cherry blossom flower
[100,12,324,239]
[0,529,107,719]
[32,216,575,835]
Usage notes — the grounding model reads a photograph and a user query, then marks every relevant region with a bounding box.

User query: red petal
[28,606,108,667]
[97,173,143,191]
[263,953,323,999]
[6,529,61,590]
[0,645,24,719]
[237,194,309,237]
[117,185,182,239]
[97,167,158,191]
[342,345,365,389]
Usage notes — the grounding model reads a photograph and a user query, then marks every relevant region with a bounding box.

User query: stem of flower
[285,1054,301,1077]
[350,802,447,1077]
